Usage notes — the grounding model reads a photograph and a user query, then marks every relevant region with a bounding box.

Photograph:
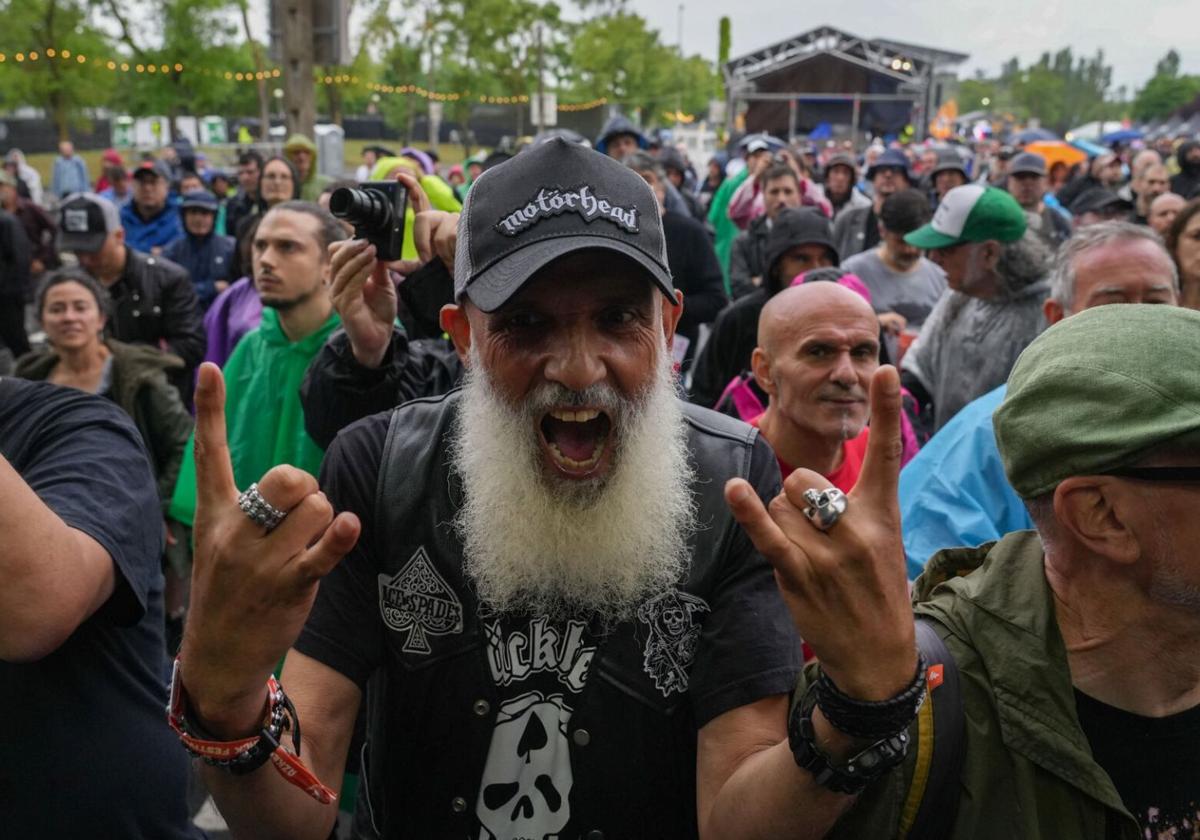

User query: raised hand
[328,171,459,368]
[179,364,361,737]
[725,365,916,701]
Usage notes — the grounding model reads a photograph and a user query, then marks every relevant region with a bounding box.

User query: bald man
[748,282,880,491]
[1149,192,1187,237]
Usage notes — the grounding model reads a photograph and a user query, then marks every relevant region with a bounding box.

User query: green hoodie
[807,531,1141,839]
[169,306,341,527]
[284,132,333,202]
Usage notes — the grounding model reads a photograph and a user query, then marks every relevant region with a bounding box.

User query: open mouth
[538,407,613,476]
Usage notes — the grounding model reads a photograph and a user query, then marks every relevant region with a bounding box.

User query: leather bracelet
[166,658,338,805]
[815,654,927,740]
[788,679,911,794]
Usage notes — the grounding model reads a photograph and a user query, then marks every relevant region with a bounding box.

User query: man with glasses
[898,221,1181,575]
[726,298,1200,839]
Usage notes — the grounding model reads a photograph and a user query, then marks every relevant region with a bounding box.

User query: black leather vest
[355,391,787,839]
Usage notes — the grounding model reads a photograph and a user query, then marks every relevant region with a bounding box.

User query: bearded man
[173,139,802,839]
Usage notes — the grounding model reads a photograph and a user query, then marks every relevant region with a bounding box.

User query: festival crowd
[2,114,1200,839]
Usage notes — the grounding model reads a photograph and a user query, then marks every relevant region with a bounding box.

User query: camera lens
[329,186,394,232]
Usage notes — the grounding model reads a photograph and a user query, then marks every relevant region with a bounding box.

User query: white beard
[449,345,697,623]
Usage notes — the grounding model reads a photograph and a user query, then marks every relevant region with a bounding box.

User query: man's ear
[981,239,1002,270]
[660,289,684,346]
[1053,477,1141,566]
[440,303,472,363]
[750,347,776,396]
[1043,297,1066,325]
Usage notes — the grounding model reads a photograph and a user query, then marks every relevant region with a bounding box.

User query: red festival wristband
[166,658,337,805]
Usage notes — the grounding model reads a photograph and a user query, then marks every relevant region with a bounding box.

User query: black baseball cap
[1008,152,1047,177]
[57,192,121,253]
[453,137,673,313]
[764,207,839,284]
[1068,188,1133,217]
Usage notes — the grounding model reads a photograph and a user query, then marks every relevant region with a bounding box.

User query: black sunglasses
[1106,467,1200,483]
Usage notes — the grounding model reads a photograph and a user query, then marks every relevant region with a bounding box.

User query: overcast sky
[629,0,1200,95]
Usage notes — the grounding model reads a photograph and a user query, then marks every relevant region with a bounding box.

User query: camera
[329,180,408,262]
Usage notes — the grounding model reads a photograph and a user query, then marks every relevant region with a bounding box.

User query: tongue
[548,420,598,462]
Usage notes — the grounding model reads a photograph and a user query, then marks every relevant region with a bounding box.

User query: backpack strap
[898,617,966,840]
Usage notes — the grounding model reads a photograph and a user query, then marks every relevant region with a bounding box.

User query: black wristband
[815,654,927,740]
[788,679,912,794]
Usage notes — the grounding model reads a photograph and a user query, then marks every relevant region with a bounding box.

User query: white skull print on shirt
[475,593,709,840]
[476,617,595,840]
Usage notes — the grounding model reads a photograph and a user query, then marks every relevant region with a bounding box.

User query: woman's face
[1177,212,1200,282]
[42,281,105,351]
[260,160,295,206]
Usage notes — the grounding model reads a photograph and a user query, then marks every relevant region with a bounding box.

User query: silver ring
[801,487,848,531]
[237,482,288,532]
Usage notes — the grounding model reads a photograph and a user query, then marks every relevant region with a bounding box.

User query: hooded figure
[594,114,649,156]
[1170,140,1200,200]
[162,191,236,311]
[283,133,333,202]
[4,150,43,206]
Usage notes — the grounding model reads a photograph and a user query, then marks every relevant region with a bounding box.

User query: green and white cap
[905,184,1027,249]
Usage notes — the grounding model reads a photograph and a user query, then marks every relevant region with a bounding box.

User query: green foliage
[564,11,717,122]
[715,16,730,99]
[0,0,116,138]
[1133,49,1200,121]
[968,48,1116,134]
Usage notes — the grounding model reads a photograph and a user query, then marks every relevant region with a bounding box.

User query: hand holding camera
[328,171,460,369]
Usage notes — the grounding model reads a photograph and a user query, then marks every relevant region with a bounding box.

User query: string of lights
[0,48,630,113]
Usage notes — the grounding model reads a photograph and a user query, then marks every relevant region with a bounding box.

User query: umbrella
[1101,128,1143,144]
[737,132,787,151]
[1068,138,1108,158]
[1012,127,1059,144]
[1024,140,1087,171]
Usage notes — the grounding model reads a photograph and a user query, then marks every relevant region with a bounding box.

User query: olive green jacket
[817,531,1141,839]
[16,340,192,511]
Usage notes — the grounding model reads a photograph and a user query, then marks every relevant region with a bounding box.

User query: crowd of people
[2,113,1200,839]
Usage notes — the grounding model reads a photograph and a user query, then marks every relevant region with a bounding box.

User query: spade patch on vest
[378,546,464,654]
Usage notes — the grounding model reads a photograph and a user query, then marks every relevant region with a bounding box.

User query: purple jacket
[203,276,262,368]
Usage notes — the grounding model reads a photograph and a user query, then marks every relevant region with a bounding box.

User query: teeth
[549,408,601,423]
[547,440,606,470]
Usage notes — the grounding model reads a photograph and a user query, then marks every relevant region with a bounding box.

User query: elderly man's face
[450,252,681,486]
[1045,236,1178,324]
[1150,195,1186,236]
[443,251,693,620]
[1136,165,1170,204]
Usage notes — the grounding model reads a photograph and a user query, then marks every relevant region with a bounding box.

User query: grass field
[18,138,474,187]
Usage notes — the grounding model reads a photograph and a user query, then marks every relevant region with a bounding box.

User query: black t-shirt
[0,378,201,839]
[1075,689,1200,832]
[296,402,800,837]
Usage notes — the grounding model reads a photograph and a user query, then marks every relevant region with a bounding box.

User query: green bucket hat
[905,184,1027,250]
[994,304,1200,498]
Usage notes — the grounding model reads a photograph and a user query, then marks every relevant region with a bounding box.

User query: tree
[563,12,716,123]
[1133,49,1200,121]
[103,0,262,129]
[715,16,730,100]
[971,48,1116,134]
[0,0,116,140]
